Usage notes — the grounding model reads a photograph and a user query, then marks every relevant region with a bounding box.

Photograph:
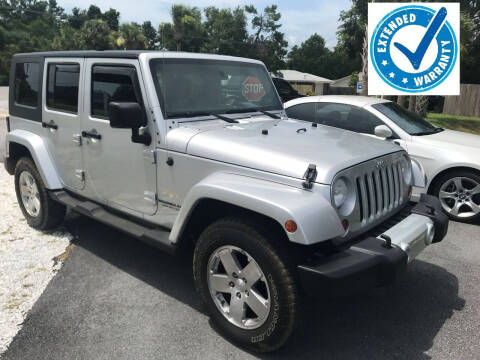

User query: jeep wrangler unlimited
[4,51,448,352]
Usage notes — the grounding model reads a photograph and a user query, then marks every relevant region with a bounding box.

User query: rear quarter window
[14,62,40,107]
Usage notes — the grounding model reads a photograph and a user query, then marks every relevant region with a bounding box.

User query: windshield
[372,102,441,135]
[150,58,282,119]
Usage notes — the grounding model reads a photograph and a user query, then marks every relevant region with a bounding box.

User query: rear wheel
[14,157,66,230]
[193,217,296,352]
[433,170,480,223]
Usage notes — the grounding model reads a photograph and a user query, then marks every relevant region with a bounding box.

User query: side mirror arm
[131,127,151,146]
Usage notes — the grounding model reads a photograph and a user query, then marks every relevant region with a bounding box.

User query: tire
[193,217,297,353]
[432,169,480,223]
[14,157,66,230]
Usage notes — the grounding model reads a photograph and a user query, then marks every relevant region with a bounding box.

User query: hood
[168,117,403,184]
[412,129,480,149]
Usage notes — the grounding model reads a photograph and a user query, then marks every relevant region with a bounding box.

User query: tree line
[0,0,479,85]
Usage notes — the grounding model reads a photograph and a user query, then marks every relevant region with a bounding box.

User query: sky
[55,0,352,49]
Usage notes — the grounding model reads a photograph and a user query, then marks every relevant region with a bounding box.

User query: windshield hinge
[302,164,317,190]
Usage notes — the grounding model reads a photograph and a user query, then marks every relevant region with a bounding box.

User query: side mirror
[109,102,146,129]
[108,101,151,146]
[374,125,393,139]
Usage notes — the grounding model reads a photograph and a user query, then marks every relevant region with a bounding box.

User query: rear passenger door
[42,58,85,189]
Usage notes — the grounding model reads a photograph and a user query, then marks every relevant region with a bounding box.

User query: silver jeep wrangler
[4,51,448,352]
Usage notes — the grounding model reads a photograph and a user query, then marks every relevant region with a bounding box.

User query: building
[331,72,363,88]
[277,70,333,95]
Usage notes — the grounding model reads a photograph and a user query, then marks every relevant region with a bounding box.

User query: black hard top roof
[12,50,152,59]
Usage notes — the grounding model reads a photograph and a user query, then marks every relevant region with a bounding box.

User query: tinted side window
[285,103,316,122]
[15,62,39,107]
[316,103,384,134]
[274,78,293,93]
[91,66,139,118]
[47,64,80,113]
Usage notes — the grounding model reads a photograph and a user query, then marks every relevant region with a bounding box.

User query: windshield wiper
[167,111,238,123]
[211,113,239,123]
[225,108,282,119]
[260,110,281,119]
[412,127,444,136]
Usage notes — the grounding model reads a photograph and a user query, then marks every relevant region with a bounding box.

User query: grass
[427,113,480,135]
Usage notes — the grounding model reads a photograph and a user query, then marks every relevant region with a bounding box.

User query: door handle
[82,130,102,140]
[42,121,58,130]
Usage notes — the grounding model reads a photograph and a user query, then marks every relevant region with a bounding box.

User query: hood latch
[302,164,317,189]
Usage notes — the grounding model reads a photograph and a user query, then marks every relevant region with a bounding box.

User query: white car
[285,95,480,223]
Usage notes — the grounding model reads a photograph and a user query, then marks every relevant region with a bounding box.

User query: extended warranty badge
[368,3,460,95]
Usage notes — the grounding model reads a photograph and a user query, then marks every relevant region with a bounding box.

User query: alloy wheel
[207,245,271,330]
[19,171,41,217]
[439,177,480,218]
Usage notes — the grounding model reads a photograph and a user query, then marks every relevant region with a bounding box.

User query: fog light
[425,223,435,245]
[342,219,349,231]
[285,220,297,233]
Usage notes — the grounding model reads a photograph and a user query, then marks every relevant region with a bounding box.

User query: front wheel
[433,170,480,223]
[193,217,296,352]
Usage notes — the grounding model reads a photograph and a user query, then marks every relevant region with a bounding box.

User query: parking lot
[1,213,479,360]
[0,86,479,359]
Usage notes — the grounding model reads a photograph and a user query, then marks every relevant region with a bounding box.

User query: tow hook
[379,234,393,249]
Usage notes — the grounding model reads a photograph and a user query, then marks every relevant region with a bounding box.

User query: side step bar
[50,190,176,254]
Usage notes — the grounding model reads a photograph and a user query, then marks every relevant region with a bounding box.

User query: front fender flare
[6,129,62,189]
[169,172,345,245]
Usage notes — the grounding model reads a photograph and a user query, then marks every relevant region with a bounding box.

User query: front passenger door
[81,59,157,216]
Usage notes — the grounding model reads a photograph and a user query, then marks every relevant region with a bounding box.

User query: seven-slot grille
[355,161,405,224]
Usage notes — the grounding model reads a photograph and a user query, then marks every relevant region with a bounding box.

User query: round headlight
[333,178,348,208]
[400,155,412,185]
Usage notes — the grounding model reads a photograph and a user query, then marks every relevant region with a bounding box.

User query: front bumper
[298,194,448,297]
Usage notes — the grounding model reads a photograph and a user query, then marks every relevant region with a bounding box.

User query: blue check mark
[394,7,447,70]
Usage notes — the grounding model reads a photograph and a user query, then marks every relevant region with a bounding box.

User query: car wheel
[433,170,480,223]
[14,157,66,230]
[193,217,296,352]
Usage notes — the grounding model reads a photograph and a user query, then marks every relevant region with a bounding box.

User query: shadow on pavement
[62,215,465,360]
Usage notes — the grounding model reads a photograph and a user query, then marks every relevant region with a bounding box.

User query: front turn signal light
[285,220,297,233]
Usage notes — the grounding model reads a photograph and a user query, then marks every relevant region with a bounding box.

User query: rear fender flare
[6,129,62,189]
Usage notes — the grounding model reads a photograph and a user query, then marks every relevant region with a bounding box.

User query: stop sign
[242,77,265,101]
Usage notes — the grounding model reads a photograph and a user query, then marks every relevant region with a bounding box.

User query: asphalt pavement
[2,215,479,360]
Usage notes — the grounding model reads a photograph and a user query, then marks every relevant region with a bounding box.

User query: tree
[0,26,5,51]
[142,21,157,49]
[103,8,120,31]
[287,34,333,77]
[359,24,368,95]
[118,22,147,50]
[158,5,204,51]
[202,6,248,56]
[245,5,288,73]
[87,5,102,20]
[349,71,359,86]
[77,19,113,50]
[68,7,87,29]
[415,96,429,117]
[52,24,79,50]
[397,95,407,108]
